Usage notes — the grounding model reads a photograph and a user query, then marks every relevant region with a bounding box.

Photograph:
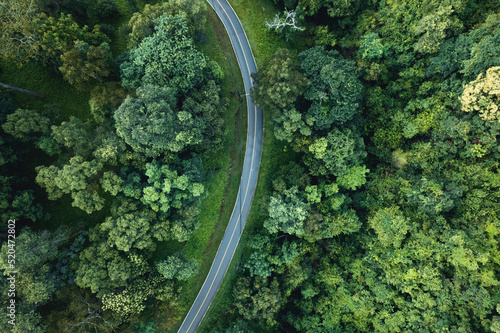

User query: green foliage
[218,1,500,332]
[299,46,363,129]
[101,273,171,318]
[273,108,312,143]
[135,321,157,333]
[114,85,202,157]
[0,0,234,330]
[359,33,385,60]
[368,206,409,247]
[406,176,461,215]
[304,127,366,177]
[414,5,462,54]
[35,13,110,63]
[36,156,104,213]
[75,237,141,295]
[245,251,273,278]
[51,116,95,157]
[127,0,207,48]
[103,212,151,251]
[0,0,41,63]
[59,41,112,92]
[0,306,46,333]
[336,165,369,191]
[252,48,308,112]
[71,189,106,214]
[265,186,310,236]
[100,171,123,196]
[299,0,362,18]
[0,227,69,305]
[234,276,284,327]
[121,15,207,92]
[155,256,199,281]
[89,82,127,123]
[37,136,62,156]
[142,159,204,212]
[2,108,51,141]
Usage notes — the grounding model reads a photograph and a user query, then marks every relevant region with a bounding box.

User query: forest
[205,0,500,332]
[1,0,500,332]
[0,0,243,331]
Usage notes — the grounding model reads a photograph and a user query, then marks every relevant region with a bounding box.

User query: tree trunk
[0,82,44,99]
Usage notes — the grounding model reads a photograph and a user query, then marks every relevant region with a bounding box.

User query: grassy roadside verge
[197,0,295,332]
[223,0,285,65]
[198,95,291,333]
[161,6,248,332]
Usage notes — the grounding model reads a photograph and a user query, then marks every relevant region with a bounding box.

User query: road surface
[177,0,264,332]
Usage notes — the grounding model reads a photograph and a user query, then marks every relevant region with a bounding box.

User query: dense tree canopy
[3,0,500,331]
[221,1,500,332]
[127,0,207,48]
[121,15,207,92]
[299,46,363,129]
[114,85,203,157]
[0,0,227,331]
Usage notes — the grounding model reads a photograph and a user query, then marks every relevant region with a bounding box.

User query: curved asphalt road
[177,1,264,332]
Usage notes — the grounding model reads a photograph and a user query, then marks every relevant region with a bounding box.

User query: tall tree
[304,127,366,177]
[114,85,204,157]
[59,41,111,92]
[127,0,207,48]
[265,186,310,236]
[2,108,51,141]
[100,198,155,252]
[299,46,363,130]
[121,15,207,92]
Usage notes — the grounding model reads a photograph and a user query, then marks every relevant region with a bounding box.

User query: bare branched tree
[265,9,305,32]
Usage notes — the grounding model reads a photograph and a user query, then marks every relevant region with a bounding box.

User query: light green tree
[265,186,310,236]
[368,206,409,248]
[337,165,370,191]
[2,109,50,141]
[100,171,123,196]
[305,128,366,176]
[414,6,462,54]
[156,256,199,281]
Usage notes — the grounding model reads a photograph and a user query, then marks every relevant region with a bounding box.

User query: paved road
[177,1,264,332]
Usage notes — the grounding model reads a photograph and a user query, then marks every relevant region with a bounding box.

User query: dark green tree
[114,85,204,157]
[299,46,363,129]
[121,15,207,92]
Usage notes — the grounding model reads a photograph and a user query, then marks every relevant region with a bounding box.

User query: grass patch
[0,61,90,121]
[226,0,286,66]
[109,0,136,55]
